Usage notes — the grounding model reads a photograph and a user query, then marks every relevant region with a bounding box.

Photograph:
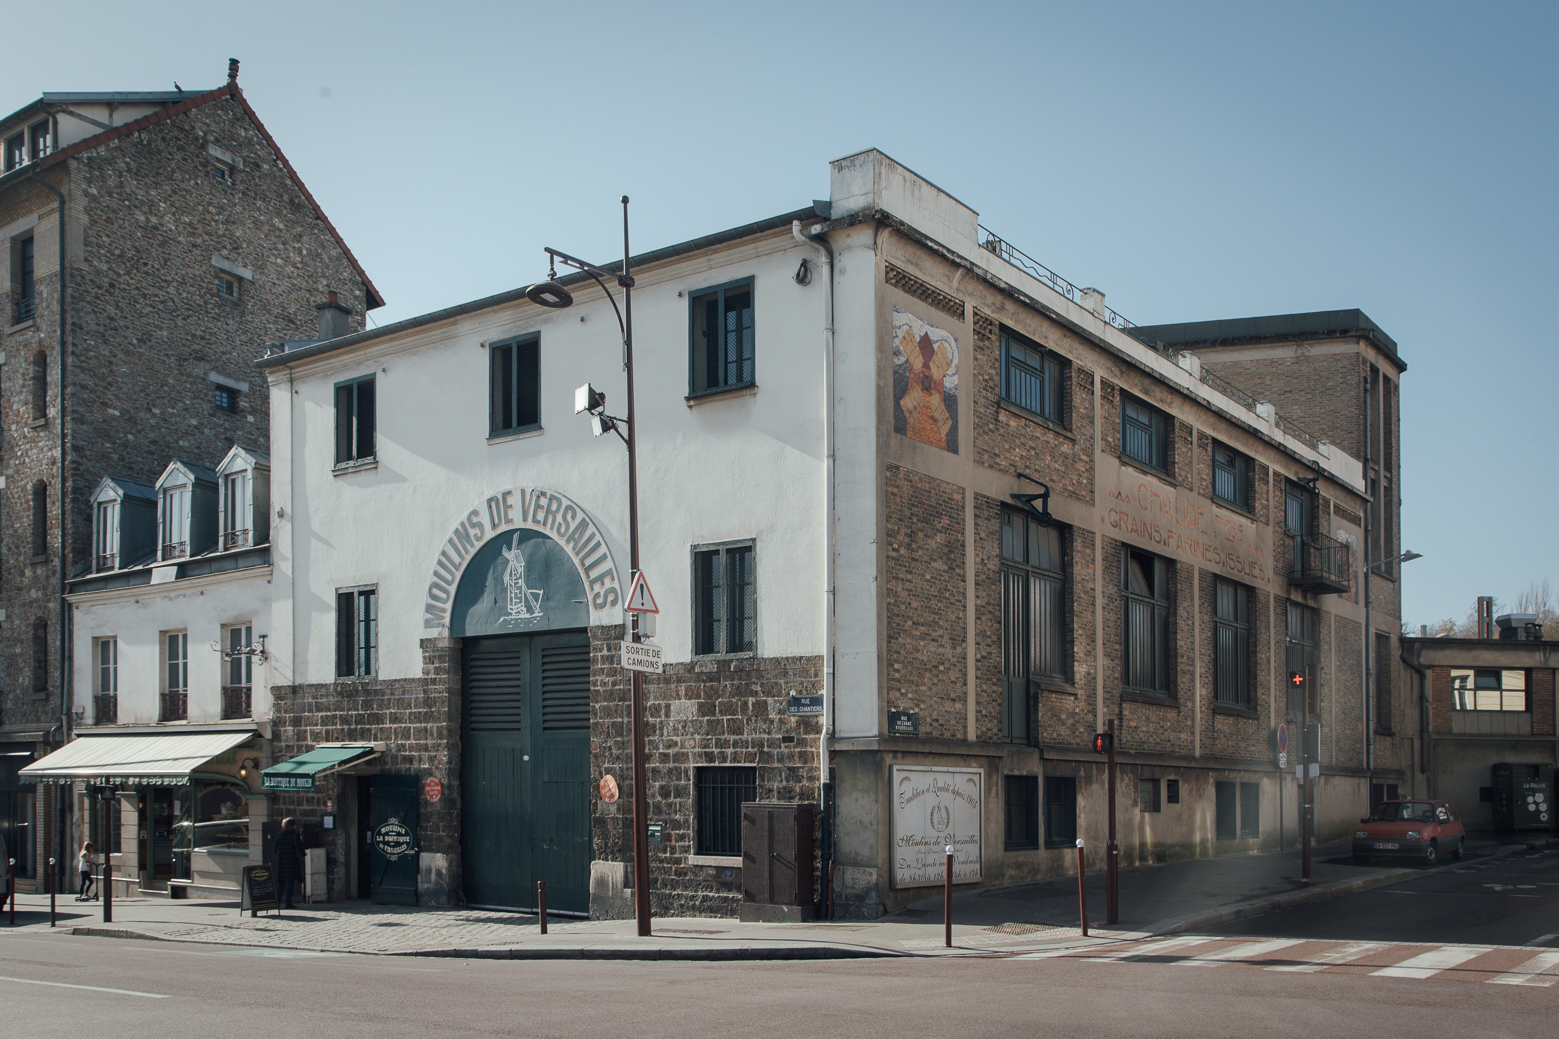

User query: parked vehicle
[1353,800,1466,866]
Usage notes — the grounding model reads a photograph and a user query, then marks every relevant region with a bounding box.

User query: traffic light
[1093,732,1113,754]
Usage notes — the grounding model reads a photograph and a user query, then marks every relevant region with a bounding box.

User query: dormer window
[95,499,119,572]
[90,475,156,570]
[217,445,271,550]
[222,471,249,548]
[153,459,219,561]
[161,484,191,560]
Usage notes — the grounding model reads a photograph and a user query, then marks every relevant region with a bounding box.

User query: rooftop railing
[979,223,1330,456]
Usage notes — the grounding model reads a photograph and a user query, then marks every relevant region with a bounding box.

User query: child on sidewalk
[77,840,97,901]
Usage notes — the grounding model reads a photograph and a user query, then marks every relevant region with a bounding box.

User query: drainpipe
[30,163,70,886]
[793,219,835,916]
[1363,373,1373,796]
[1400,645,1430,793]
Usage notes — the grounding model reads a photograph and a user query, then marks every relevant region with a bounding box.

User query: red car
[1353,800,1465,866]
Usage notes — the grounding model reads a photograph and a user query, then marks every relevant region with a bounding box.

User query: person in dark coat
[274,817,306,909]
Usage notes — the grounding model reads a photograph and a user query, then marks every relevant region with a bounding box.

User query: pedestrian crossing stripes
[1012,935,1559,986]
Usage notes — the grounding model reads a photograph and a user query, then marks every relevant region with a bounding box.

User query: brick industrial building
[252,149,1411,919]
[0,63,379,890]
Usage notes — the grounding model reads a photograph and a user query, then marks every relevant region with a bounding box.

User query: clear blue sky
[6,1,1554,629]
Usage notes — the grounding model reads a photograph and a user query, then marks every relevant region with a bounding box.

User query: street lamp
[528,197,653,937]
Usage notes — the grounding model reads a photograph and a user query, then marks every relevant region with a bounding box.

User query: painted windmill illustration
[501,531,545,623]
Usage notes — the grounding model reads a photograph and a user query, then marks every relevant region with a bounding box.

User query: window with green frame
[489,334,540,436]
[693,541,755,657]
[689,278,754,396]
[999,328,1065,424]
[1001,509,1066,743]
[1212,441,1251,511]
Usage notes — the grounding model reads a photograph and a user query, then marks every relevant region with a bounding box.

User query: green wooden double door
[461,632,592,913]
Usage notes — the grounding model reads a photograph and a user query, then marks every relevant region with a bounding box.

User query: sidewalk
[1,838,1543,960]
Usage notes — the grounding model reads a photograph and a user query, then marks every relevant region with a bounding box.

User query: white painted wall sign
[621,642,663,673]
[891,766,982,888]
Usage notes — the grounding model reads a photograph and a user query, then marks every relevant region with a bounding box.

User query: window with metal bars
[489,334,541,436]
[29,347,45,420]
[1284,480,1313,573]
[1043,775,1077,849]
[162,631,188,721]
[14,236,35,326]
[30,480,47,560]
[337,587,378,678]
[695,765,755,857]
[334,375,376,465]
[214,384,239,413]
[693,542,755,657]
[1214,579,1253,707]
[689,278,754,396]
[1004,775,1039,850]
[1123,549,1172,697]
[1001,509,1066,742]
[1285,600,1317,717]
[31,618,47,693]
[1140,778,1161,813]
[1211,441,1251,511]
[1374,632,1393,732]
[1121,395,1168,472]
[999,328,1065,424]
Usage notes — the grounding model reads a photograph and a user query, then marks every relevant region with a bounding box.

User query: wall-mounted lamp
[210,634,268,662]
[1012,472,1053,526]
[238,757,260,779]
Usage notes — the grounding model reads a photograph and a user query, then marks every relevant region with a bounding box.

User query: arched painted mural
[422,487,621,633]
[450,528,588,636]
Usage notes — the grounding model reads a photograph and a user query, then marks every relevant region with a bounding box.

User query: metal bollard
[943,845,954,948]
[537,880,547,935]
[1076,839,1088,937]
[49,857,56,927]
[6,857,14,926]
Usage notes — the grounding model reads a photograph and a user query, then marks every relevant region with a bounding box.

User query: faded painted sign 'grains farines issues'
[891,766,982,888]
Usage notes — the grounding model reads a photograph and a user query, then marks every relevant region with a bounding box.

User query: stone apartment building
[252,149,1406,921]
[0,63,380,890]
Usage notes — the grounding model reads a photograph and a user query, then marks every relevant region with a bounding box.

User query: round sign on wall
[372,817,416,861]
[424,777,443,803]
[599,774,619,804]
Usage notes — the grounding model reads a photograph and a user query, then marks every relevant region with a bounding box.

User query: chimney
[315,290,352,341]
[1476,596,1495,639]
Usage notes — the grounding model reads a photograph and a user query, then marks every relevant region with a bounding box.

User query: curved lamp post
[527,198,652,936]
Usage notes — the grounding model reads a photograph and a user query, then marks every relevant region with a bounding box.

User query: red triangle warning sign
[624,571,659,613]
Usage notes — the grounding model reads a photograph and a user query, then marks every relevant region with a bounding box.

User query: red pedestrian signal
[1093,732,1112,754]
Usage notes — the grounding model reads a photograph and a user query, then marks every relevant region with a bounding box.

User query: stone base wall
[589,625,824,918]
[267,637,461,904]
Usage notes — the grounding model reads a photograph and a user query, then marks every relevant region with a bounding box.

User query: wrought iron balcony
[1289,531,1351,594]
[161,541,188,561]
[160,691,188,722]
[222,528,251,551]
[222,685,252,720]
[93,695,118,725]
[96,552,117,572]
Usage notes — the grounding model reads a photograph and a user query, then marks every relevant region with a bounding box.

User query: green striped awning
[261,744,379,792]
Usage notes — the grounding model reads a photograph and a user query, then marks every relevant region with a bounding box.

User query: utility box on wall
[1491,763,1554,831]
[739,802,814,923]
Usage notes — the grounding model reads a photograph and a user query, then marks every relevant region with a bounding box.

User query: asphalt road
[1,927,1555,1039]
[1208,845,1559,946]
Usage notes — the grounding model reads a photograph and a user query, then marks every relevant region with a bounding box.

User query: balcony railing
[96,552,117,572]
[221,685,252,720]
[160,691,188,722]
[161,541,188,561]
[93,695,118,725]
[12,296,35,325]
[222,528,251,551]
[1289,532,1351,594]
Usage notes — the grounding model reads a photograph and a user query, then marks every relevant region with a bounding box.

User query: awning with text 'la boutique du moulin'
[18,730,257,786]
[261,744,380,792]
